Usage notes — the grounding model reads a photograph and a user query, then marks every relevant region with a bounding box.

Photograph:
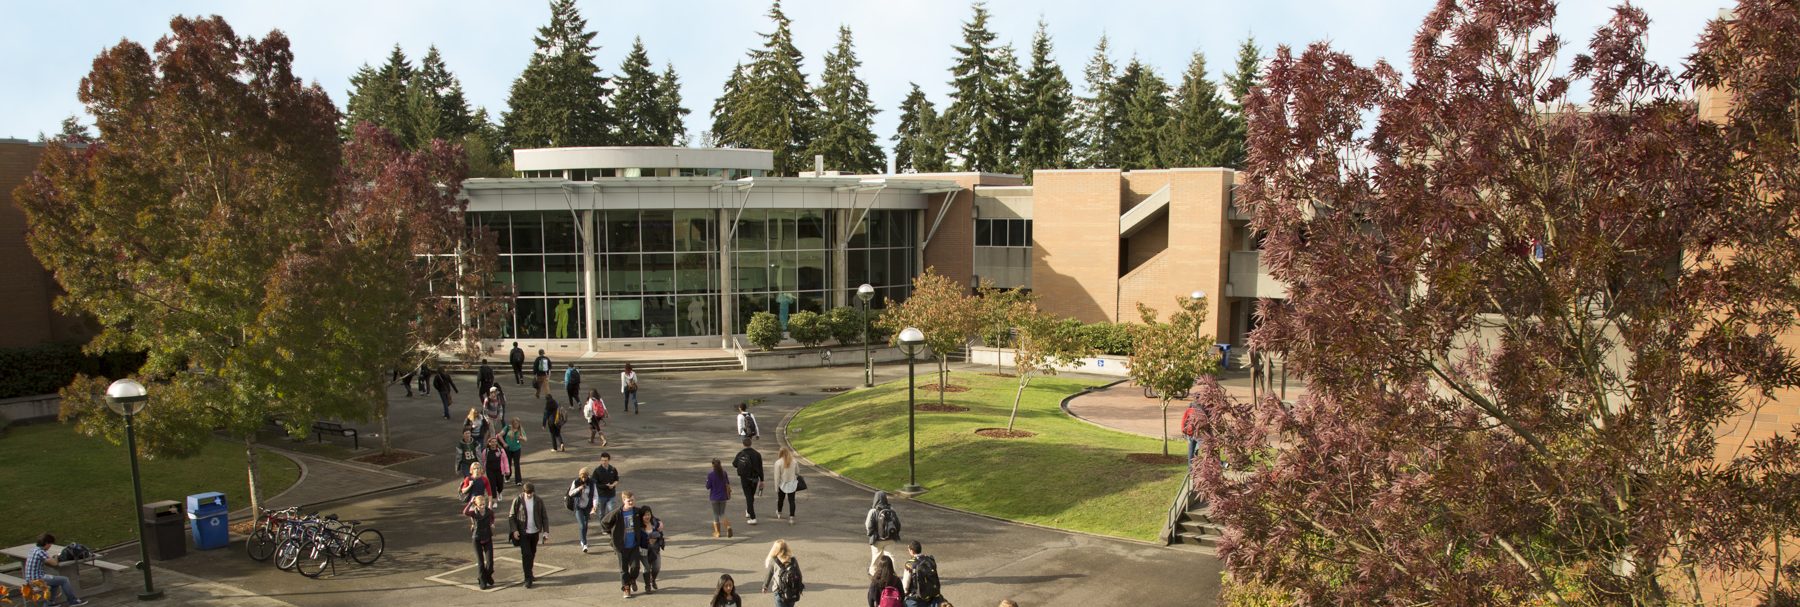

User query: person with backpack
[482,387,507,427]
[542,396,567,452]
[508,482,551,589]
[902,541,944,607]
[733,438,764,525]
[1180,400,1203,462]
[637,505,665,593]
[464,408,490,445]
[762,539,804,607]
[706,458,734,538]
[563,362,582,405]
[773,446,801,524]
[431,367,458,419]
[459,466,491,504]
[477,358,496,399]
[463,494,497,589]
[736,403,759,442]
[868,554,904,607]
[711,574,745,607]
[509,342,526,385]
[865,491,902,575]
[501,417,527,485]
[620,363,641,414]
[599,491,646,598]
[478,435,511,500]
[567,467,600,553]
[416,361,432,396]
[23,533,87,607]
[584,389,608,445]
[455,429,480,478]
[533,349,552,398]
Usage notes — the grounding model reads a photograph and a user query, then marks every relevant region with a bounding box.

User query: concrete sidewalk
[1067,371,1308,439]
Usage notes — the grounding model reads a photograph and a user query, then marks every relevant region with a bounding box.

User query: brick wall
[1031,170,1123,322]
[0,141,63,348]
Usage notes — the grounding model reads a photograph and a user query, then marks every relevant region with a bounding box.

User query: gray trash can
[140,500,187,560]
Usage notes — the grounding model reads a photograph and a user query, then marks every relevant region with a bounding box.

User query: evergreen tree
[611,37,664,146]
[806,26,885,174]
[653,63,690,146]
[731,0,819,174]
[464,108,513,178]
[344,45,414,142]
[893,83,951,173]
[1073,35,1120,168]
[710,62,751,148]
[1015,20,1073,177]
[407,46,476,146]
[502,0,614,150]
[1162,51,1233,168]
[943,2,1016,173]
[1116,60,1170,170]
[1218,37,1263,169]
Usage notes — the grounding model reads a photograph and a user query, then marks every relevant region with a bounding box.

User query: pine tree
[611,37,663,146]
[807,26,885,174]
[344,45,413,142]
[407,46,476,146]
[1116,60,1170,170]
[653,63,690,146]
[1015,20,1073,177]
[732,0,819,174]
[1218,37,1263,169]
[943,2,1016,173]
[711,62,751,148]
[1073,35,1120,168]
[893,83,951,173]
[502,0,613,150]
[464,108,513,177]
[1163,51,1234,168]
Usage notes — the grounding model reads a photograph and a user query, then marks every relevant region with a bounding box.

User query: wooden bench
[312,421,359,449]
[0,572,24,586]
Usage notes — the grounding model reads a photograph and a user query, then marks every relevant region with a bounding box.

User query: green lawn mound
[789,371,1187,541]
[0,422,301,554]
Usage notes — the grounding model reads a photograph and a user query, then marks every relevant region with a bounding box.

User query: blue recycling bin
[186,492,229,550]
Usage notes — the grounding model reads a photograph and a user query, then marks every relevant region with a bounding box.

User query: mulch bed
[1126,453,1187,465]
[916,403,971,412]
[919,383,971,393]
[980,372,1017,378]
[975,428,1036,439]
[351,449,430,467]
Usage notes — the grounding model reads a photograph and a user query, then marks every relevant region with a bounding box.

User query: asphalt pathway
[156,362,1219,606]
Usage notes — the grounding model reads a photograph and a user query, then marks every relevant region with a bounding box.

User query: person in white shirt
[509,483,551,588]
[736,403,759,441]
[620,363,641,414]
[772,447,800,524]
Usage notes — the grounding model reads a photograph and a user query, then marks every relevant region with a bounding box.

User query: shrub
[787,310,830,347]
[746,312,783,351]
[0,342,146,400]
[1081,322,1137,356]
[825,307,863,345]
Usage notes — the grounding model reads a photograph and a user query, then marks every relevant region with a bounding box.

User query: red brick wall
[0,141,68,348]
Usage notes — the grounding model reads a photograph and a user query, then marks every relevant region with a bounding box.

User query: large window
[601,209,718,339]
[733,209,833,332]
[845,209,918,308]
[975,218,1032,248]
[484,211,592,340]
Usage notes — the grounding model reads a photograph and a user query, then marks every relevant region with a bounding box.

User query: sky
[0,0,1735,153]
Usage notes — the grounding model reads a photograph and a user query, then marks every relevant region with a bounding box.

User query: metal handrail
[1160,473,1197,545]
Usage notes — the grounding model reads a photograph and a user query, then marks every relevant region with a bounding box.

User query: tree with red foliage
[1193,0,1800,604]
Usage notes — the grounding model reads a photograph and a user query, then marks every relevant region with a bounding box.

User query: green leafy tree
[878,268,981,406]
[653,63,690,146]
[18,16,380,514]
[503,0,614,150]
[786,310,830,347]
[943,2,1016,172]
[974,280,1033,374]
[344,45,414,143]
[721,0,818,174]
[1218,37,1262,169]
[892,83,951,173]
[1006,302,1093,431]
[407,45,477,146]
[747,311,783,351]
[1127,296,1214,456]
[807,26,886,174]
[611,38,664,146]
[1015,20,1073,177]
[1073,35,1120,168]
[1163,51,1233,168]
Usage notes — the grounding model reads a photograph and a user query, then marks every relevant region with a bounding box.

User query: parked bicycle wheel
[247,528,276,561]
[274,538,301,571]
[297,541,331,578]
[350,529,385,565]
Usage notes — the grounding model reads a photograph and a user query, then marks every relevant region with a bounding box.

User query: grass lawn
[0,422,300,555]
[788,371,1186,542]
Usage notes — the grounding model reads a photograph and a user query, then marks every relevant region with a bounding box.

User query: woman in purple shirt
[706,458,733,538]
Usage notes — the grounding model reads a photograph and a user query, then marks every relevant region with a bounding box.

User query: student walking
[733,438,764,525]
[762,539,805,607]
[902,541,944,607]
[584,390,609,446]
[563,363,582,405]
[510,342,526,385]
[866,491,902,575]
[455,430,480,478]
[463,495,497,589]
[417,361,432,396]
[459,466,491,504]
[593,452,621,520]
[509,483,550,588]
[773,447,800,524]
[568,467,600,552]
[620,363,641,413]
[637,505,665,593]
[599,491,645,598]
[706,459,734,538]
[432,368,458,419]
[477,358,496,398]
[1181,400,1203,461]
[502,417,526,485]
[869,554,903,607]
[464,408,490,445]
[533,349,552,398]
[542,396,567,452]
[711,574,745,607]
[736,403,759,442]
[479,435,511,500]
[23,534,88,607]
[482,387,507,427]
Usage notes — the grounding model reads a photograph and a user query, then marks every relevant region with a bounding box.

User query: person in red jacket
[1181,400,1203,462]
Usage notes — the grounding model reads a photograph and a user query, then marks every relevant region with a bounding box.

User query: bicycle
[247,506,301,562]
[292,515,385,578]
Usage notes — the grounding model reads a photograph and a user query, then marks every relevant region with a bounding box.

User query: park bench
[312,421,359,449]
[0,543,127,596]
[0,571,25,587]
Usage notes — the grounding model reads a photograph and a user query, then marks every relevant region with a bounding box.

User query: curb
[777,380,1172,549]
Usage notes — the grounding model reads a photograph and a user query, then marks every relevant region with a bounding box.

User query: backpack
[58,544,92,561]
[777,558,805,602]
[908,555,941,600]
[741,412,758,437]
[878,585,904,607]
[875,505,902,541]
[626,375,639,392]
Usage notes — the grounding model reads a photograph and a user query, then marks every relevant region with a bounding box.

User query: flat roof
[514,147,775,172]
[464,175,963,192]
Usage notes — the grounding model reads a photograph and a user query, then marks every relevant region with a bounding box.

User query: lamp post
[106,378,163,601]
[898,327,925,494]
[857,283,875,387]
[1189,289,1208,350]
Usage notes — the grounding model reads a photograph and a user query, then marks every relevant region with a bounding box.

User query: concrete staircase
[1163,485,1224,555]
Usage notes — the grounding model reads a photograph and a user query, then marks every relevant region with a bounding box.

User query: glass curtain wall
[601,209,719,339]
[732,209,831,331]
[489,212,589,341]
[845,209,918,307]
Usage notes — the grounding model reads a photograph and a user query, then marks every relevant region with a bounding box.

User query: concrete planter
[0,394,61,422]
[741,343,925,371]
[968,346,1132,377]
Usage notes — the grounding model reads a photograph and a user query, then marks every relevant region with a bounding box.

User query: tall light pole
[106,379,163,601]
[898,327,925,494]
[857,283,875,387]
[1189,289,1208,358]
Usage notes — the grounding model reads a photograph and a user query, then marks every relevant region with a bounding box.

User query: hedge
[1046,319,1136,356]
[0,342,146,400]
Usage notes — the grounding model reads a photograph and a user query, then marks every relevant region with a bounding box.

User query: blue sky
[1,0,1733,151]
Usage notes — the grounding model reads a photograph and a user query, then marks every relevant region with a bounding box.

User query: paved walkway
[1067,371,1307,438]
[67,567,298,607]
[140,363,1217,606]
[253,449,424,513]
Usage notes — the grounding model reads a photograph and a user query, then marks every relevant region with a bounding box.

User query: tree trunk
[378,380,393,455]
[1161,397,1171,456]
[1007,374,1031,431]
[243,434,264,517]
[937,355,948,406]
